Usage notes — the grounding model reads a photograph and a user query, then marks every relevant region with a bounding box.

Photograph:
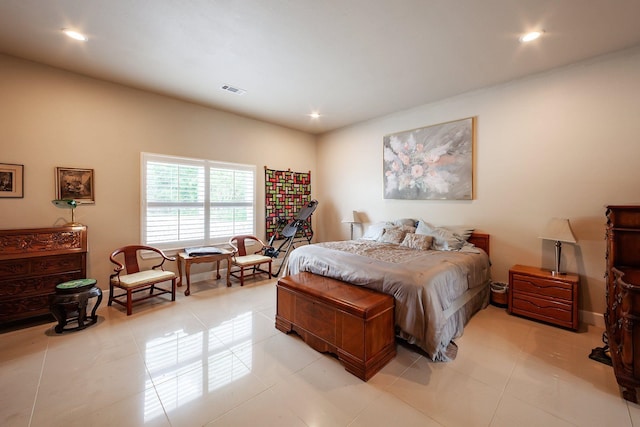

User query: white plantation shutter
[209,166,254,239]
[142,153,256,249]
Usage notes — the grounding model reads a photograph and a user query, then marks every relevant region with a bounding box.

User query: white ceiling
[1,0,640,134]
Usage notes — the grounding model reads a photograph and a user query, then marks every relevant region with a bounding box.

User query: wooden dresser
[0,225,88,325]
[605,205,640,403]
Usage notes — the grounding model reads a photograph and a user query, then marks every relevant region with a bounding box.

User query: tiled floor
[1,277,638,427]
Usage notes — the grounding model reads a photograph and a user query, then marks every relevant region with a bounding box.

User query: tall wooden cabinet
[605,205,640,403]
[0,225,88,325]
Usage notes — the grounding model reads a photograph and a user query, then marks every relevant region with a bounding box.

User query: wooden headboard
[468,232,490,258]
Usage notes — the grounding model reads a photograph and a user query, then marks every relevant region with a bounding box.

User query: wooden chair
[108,245,177,315]
[228,235,273,286]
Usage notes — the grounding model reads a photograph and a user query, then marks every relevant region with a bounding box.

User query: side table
[177,249,232,295]
[508,264,579,330]
[50,278,102,333]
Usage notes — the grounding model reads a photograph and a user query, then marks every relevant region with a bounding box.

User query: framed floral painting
[383,117,475,200]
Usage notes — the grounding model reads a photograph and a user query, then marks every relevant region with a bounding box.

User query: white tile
[505,347,631,426]
[386,356,503,427]
[490,394,576,427]
[3,279,636,427]
[204,389,306,427]
[0,351,44,427]
[156,352,270,427]
[230,331,321,387]
[448,331,521,390]
[627,400,640,426]
[350,392,443,427]
[47,389,172,427]
[270,355,384,426]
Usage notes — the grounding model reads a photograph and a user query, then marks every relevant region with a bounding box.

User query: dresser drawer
[0,254,85,279]
[511,292,573,325]
[511,274,573,301]
[0,272,84,298]
[0,294,53,322]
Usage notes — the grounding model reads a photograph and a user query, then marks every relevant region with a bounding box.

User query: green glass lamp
[52,199,81,226]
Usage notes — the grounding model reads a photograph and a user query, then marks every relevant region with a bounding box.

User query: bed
[286,220,491,361]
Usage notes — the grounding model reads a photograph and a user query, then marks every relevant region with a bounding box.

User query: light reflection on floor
[143,312,253,422]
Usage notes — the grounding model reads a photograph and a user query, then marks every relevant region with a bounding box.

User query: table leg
[216,260,221,280]
[226,255,231,287]
[177,257,184,288]
[185,260,192,296]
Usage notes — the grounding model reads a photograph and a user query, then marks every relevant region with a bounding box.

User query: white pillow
[416,220,465,251]
[443,225,475,241]
[361,221,392,241]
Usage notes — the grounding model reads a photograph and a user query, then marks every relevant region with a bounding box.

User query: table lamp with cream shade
[342,211,361,240]
[539,217,577,276]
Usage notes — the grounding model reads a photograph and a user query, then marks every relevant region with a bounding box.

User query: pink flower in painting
[411,164,424,178]
[399,153,410,166]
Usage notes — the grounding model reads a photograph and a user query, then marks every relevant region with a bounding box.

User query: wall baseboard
[581,310,605,328]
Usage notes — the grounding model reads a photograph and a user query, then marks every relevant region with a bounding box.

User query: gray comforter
[286,240,491,360]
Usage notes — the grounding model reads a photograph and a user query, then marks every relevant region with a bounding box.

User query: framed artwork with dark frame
[55,167,95,204]
[0,163,24,198]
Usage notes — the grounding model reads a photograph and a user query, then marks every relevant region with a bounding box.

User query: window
[141,153,255,249]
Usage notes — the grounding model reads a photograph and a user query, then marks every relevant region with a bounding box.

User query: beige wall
[3,46,640,323]
[315,46,640,322]
[0,54,316,287]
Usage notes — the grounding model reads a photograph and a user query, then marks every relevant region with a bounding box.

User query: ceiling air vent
[221,84,246,95]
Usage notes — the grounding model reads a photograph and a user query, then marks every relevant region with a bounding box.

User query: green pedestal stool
[50,278,102,333]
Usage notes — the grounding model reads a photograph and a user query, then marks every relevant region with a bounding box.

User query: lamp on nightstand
[342,211,361,240]
[539,217,577,276]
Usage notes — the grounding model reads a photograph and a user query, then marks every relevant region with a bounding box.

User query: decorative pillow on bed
[393,218,418,227]
[400,233,434,250]
[442,225,475,241]
[379,227,409,244]
[361,221,392,241]
[416,220,466,251]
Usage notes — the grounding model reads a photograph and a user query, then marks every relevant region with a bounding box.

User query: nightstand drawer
[511,292,573,325]
[511,274,573,301]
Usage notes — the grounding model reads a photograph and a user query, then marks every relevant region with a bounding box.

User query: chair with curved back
[108,245,177,315]
[228,235,272,286]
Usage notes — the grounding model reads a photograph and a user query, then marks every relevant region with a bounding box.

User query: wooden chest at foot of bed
[276,272,396,381]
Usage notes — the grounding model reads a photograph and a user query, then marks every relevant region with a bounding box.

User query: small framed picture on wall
[55,167,95,203]
[0,163,24,198]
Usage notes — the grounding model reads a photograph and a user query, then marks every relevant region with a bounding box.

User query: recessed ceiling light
[309,112,321,119]
[519,30,544,43]
[62,28,88,41]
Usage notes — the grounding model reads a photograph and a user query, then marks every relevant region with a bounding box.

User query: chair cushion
[111,270,176,288]
[233,254,272,267]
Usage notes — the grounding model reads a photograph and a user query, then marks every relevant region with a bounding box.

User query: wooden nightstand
[508,264,579,331]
